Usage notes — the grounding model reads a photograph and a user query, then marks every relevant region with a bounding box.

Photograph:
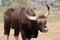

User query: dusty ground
[0,21,60,40]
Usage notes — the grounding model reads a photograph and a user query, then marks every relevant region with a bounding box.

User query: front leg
[14,25,19,40]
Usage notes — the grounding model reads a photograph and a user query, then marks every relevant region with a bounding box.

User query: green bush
[2,1,8,6]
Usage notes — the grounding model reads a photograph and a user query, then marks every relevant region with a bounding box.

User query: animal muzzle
[44,28,48,32]
[41,28,48,33]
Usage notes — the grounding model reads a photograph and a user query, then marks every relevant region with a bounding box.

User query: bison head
[25,4,50,33]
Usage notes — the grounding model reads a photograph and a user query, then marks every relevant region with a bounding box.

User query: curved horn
[25,13,38,20]
[25,8,38,20]
[45,3,50,18]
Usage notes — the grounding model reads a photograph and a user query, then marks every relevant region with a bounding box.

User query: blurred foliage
[16,0,28,4]
[2,1,8,6]
[23,0,28,4]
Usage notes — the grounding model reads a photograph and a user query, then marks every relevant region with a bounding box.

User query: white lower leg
[5,35,9,40]
[14,36,18,40]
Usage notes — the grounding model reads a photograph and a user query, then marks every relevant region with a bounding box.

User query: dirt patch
[0,22,60,40]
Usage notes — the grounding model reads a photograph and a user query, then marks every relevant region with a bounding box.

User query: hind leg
[4,21,11,40]
[14,25,19,40]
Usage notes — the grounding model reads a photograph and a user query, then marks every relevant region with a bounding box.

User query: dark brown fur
[4,3,49,40]
[4,3,38,40]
